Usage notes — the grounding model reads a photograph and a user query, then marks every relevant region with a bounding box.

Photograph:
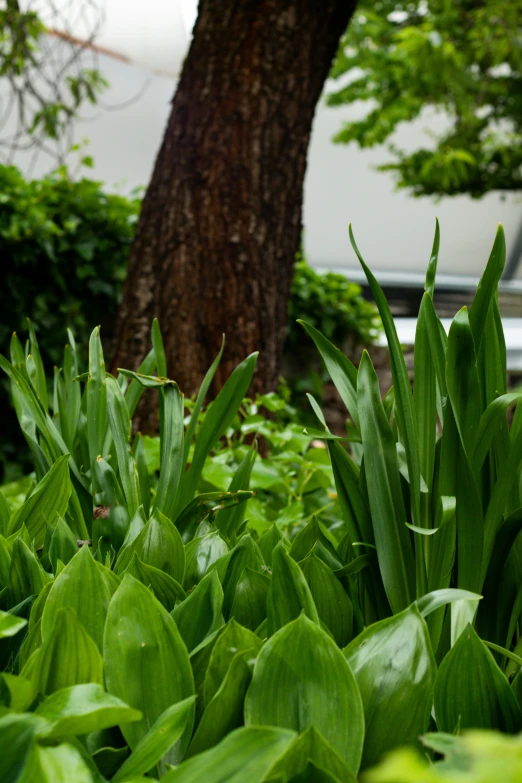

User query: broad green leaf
[327,440,375,551]
[118,369,167,388]
[7,537,52,607]
[155,382,184,522]
[265,726,356,783]
[357,351,415,612]
[350,227,421,535]
[175,491,254,542]
[133,434,150,519]
[7,456,71,548]
[300,552,353,646]
[21,607,103,695]
[479,508,522,647]
[204,619,262,706]
[245,613,364,771]
[106,375,140,517]
[0,610,27,639]
[162,726,295,783]
[112,697,196,782]
[172,569,224,653]
[344,604,436,768]
[18,617,43,672]
[183,531,229,591]
[42,545,111,651]
[177,352,258,511]
[104,574,195,756]
[34,683,141,739]
[0,713,47,783]
[0,673,35,712]
[257,524,286,568]
[221,534,263,618]
[288,516,338,563]
[0,492,10,537]
[434,623,522,733]
[267,542,319,636]
[92,456,129,552]
[187,650,253,757]
[116,510,185,584]
[446,308,480,458]
[125,555,185,611]
[473,392,522,473]
[230,567,270,631]
[19,741,93,783]
[414,294,437,534]
[298,321,359,430]
[422,293,448,403]
[417,588,482,619]
[215,445,257,541]
[49,516,79,571]
[482,427,522,583]
[469,225,506,352]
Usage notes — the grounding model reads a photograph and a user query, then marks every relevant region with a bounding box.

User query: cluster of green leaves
[1,224,521,780]
[329,0,522,197]
[0,3,107,142]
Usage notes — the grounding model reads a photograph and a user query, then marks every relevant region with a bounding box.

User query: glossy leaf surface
[344,604,436,768]
[245,613,364,772]
[104,574,195,756]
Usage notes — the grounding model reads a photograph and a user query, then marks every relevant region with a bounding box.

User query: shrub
[0,224,519,780]
[0,164,139,364]
[0,164,139,479]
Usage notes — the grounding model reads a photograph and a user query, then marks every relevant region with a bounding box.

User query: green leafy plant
[302,221,522,669]
[328,0,522,197]
[0,224,521,780]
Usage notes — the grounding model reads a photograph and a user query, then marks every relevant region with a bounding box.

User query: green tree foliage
[328,0,522,197]
[0,2,107,156]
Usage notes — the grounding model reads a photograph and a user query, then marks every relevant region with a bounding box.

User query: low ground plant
[0,223,520,781]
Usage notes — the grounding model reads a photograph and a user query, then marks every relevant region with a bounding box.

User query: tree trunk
[111,0,356,430]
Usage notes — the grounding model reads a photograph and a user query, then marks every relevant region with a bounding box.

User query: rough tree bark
[111,0,357,429]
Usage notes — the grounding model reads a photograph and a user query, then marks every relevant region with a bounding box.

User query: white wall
[4,9,522,281]
[304,97,521,279]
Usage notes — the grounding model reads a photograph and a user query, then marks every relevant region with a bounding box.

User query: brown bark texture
[111,0,357,431]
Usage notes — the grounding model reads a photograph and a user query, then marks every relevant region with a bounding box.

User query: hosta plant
[0,223,521,782]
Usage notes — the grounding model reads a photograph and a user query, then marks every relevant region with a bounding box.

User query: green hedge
[0,164,139,364]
